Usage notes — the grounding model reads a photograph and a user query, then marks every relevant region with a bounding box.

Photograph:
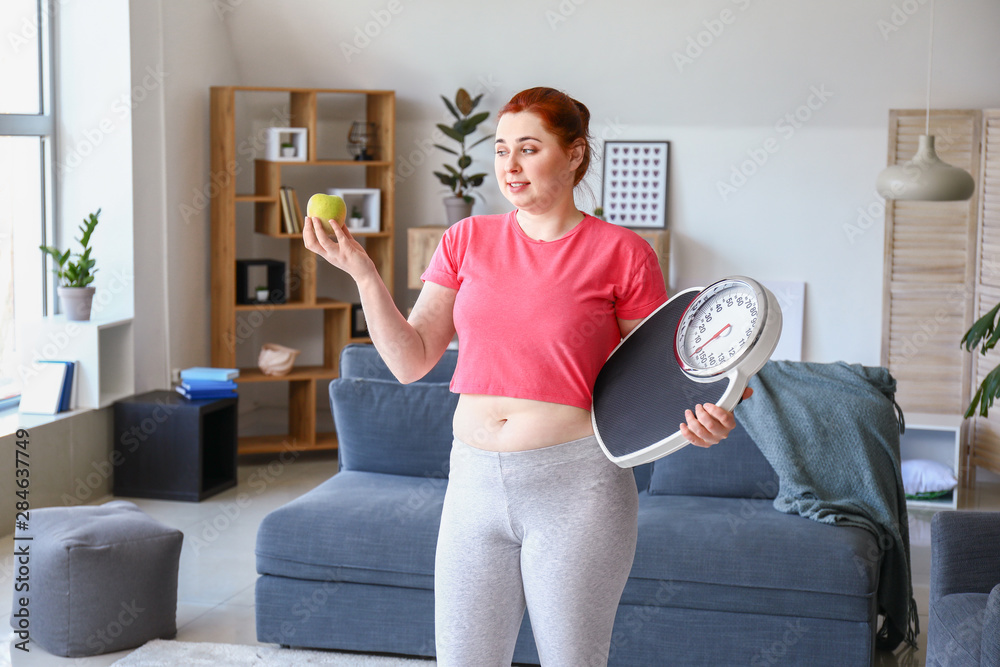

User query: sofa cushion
[256,471,445,590]
[647,420,779,498]
[339,343,458,383]
[625,494,879,622]
[331,378,458,478]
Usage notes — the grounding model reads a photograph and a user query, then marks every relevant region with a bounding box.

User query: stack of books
[176,367,239,400]
[279,186,303,234]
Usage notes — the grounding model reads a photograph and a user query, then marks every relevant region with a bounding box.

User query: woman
[303,87,748,666]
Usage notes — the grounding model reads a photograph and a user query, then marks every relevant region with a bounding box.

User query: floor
[0,448,996,667]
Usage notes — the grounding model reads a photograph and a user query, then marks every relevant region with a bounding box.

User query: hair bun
[572,98,591,126]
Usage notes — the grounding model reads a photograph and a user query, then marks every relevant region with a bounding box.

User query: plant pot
[443,196,473,225]
[57,286,96,321]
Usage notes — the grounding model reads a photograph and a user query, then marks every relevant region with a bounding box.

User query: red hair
[498,87,592,187]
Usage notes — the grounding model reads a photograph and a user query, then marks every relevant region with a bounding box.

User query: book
[19,362,70,414]
[280,186,300,234]
[181,379,237,391]
[279,186,293,234]
[42,360,76,412]
[180,367,239,382]
[175,385,237,401]
[289,187,303,233]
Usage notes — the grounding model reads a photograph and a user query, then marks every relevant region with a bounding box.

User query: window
[0,0,55,407]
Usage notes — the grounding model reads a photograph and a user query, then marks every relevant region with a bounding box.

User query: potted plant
[962,303,1000,417]
[434,88,492,224]
[256,285,269,302]
[280,142,295,158]
[349,205,364,229]
[39,209,100,321]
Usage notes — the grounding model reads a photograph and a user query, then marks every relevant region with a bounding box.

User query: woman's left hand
[679,387,753,448]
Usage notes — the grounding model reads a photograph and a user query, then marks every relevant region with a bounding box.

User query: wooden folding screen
[880,109,1000,481]
[969,110,1000,477]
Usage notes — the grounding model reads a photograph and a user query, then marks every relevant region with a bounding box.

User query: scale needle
[694,323,732,354]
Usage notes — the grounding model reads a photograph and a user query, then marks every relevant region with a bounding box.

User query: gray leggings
[434,435,639,667]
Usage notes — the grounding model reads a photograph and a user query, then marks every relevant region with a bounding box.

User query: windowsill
[0,405,96,438]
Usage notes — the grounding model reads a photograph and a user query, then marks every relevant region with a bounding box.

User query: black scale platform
[592,288,732,462]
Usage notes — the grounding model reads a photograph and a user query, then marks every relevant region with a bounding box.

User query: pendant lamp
[876,0,975,201]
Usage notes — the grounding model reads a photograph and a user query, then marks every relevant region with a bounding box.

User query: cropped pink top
[421,210,667,411]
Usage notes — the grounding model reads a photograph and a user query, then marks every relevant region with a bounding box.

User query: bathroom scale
[592,276,783,468]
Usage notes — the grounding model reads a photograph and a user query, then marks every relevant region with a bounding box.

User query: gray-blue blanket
[734,360,918,651]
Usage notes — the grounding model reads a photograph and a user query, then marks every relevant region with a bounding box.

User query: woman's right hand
[302,216,376,282]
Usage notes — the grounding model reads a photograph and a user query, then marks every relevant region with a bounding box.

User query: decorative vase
[443,196,473,225]
[57,286,96,322]
[258,343,301,377]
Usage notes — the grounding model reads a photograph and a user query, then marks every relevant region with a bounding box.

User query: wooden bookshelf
[210,86,395,454]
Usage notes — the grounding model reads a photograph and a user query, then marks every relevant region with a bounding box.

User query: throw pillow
[900,459,957,498]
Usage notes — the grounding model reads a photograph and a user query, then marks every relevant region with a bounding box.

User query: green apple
[306,194,347,234]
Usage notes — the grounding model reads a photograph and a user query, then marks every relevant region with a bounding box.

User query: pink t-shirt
[421,210,667,411]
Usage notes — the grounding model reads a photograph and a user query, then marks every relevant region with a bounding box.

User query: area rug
[111,639,436,666]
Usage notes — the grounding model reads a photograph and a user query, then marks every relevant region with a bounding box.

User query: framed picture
[600,141,669,229]
[350,303,368,339]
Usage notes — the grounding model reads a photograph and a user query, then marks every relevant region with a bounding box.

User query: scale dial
[675,277,770,379]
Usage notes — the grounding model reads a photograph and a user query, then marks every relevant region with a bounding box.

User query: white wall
[55,0,135,323]
[129,0,1000,379]
[129,0,241,391]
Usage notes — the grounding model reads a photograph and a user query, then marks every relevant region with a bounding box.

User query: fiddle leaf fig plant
[962,301,1000,417]
[39,209,100,288]
[434,88,492,203]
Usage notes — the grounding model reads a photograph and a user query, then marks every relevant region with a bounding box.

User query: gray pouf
[10,500,183,657]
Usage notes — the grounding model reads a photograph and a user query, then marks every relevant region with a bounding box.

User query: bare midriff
[452,393,595,452]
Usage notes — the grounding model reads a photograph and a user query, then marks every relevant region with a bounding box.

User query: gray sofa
[927,511,1000,666]
[255,344,884,665]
